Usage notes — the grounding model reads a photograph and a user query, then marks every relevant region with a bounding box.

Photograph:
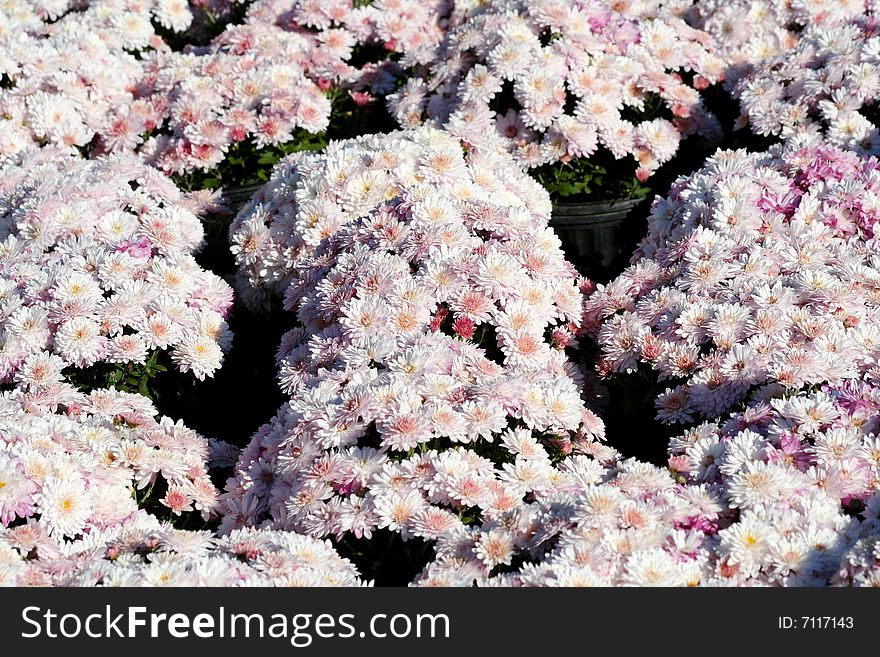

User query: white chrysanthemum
[38,477,92,538]
[171,334,224,381]
[54,317,104,367]
[622,550,686,587]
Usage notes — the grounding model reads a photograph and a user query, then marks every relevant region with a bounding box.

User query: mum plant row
[3,0,880,587]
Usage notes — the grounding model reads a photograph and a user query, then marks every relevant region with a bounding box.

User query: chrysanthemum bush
[230,127,566,310]
[136,0,455,184]
[224,126,880,587]
[732,12,880,151]
[136,22,333,176]
[246,0,453,71]
[0,523,367,586]
[686,0,868,91]
[388,0,724,199]
[0,148,233,386]
[417,372,880,586]
[0,0,451,183]
[222,128,607,569]
[0,386,230,543]
[663,380,880,586]
[0,0,223,161]
[414,455,879,587]
[585,139,880,425]
[412,456,718,586]
[0,269,366,586]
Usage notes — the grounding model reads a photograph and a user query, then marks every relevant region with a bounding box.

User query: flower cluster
[0,523,366,586]
[0,0,218,161]
[0,386,231,543]
[135,0,456,174]
[229,128,498,310]
[0,149,233,383]
[414,456,722,586]
[418,378,880,586]
[6,0,880,591]
[834,532,880,585]
[663,381,880,585]
[389,0,723,180]
[686,0,872,90]
[246,0,453,69]
[732,14,880,150]
[222,127,606,545]
[0,0,454,174]
[136,23,333,174]
[0,0,201,35]
[685,0,799,89]
[669,380,880,510]
[586,140,880,424]
[417,463,857,587]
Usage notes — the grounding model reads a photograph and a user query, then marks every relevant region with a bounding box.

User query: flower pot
[223,183,263,212]
[550,197,646,280]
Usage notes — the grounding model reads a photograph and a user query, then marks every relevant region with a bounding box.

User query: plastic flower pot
[224,183,263,212]
[550,197,645,280]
